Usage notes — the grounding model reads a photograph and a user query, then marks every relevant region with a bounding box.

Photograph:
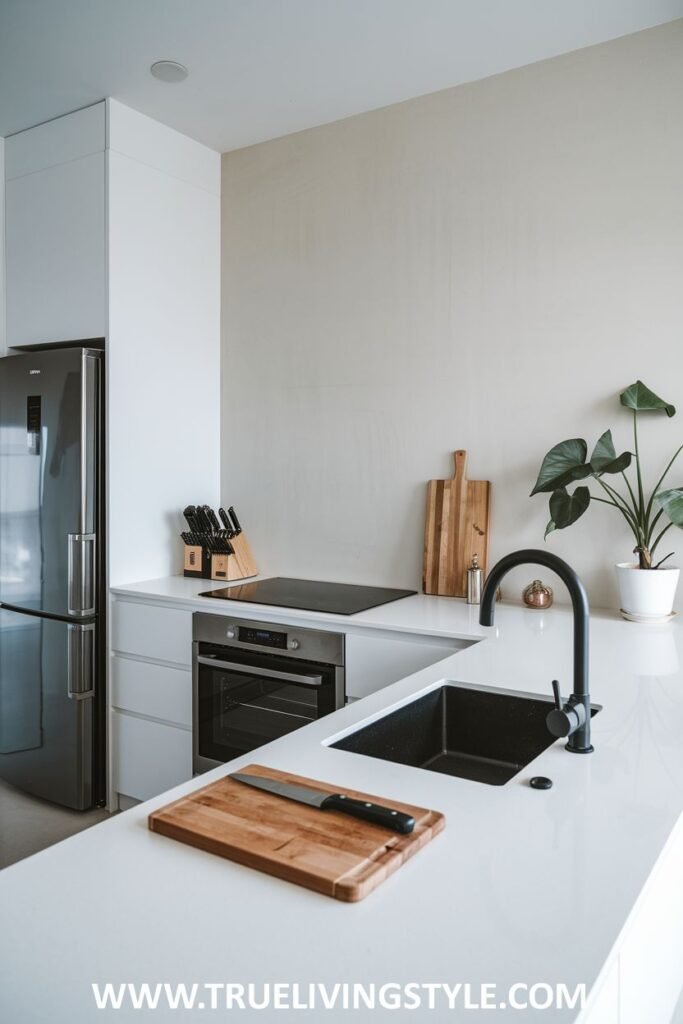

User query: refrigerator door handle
[67,623,95,701]
[67,533,96,616]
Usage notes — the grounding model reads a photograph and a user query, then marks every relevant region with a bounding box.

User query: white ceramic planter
[615,562,680,621]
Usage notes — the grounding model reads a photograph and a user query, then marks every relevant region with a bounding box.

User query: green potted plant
[531,381,683,621]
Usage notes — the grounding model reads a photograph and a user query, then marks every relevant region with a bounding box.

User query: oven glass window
[196,647,338,764]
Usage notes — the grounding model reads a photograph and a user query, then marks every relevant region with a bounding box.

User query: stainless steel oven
[192,613,345,774]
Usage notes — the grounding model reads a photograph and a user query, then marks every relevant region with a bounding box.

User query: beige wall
[221,20,683,609]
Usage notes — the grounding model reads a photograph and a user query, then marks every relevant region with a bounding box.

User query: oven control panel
[195,613,344,668]
[237,625,288,650]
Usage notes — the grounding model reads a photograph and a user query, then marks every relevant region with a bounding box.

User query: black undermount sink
[331,683,600,786]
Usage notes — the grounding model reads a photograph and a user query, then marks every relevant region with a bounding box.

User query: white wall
[108,101,221,586]
[221,21,683,610]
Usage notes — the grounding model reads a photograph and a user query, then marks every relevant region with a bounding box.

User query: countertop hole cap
[529,776,553,790]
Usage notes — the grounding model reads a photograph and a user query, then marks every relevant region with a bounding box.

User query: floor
[0,777,110,870]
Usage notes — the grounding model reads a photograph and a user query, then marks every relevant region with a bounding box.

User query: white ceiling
[1,0,681,152]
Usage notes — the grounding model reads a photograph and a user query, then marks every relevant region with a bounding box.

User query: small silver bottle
[467,553,484,605]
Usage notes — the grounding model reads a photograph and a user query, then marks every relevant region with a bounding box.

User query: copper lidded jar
[523,580,554,609]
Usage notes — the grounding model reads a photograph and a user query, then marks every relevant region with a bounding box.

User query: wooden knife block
[183,532,258,582]
[183,544,210,579]
[210,534,258,582]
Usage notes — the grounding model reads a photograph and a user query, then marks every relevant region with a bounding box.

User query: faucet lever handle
[551,679,562,711]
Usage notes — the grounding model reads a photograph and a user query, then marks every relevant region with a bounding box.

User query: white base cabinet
[110,597,194,808]
[345,630,470,700]
[580,817,683,1023]
[111,711,191,805]
[109,594,470,807]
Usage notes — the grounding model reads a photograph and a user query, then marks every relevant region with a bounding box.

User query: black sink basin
[331,683,600,785]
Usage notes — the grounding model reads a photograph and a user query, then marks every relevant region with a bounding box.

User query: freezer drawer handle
[68,533,96,616]
[68,623,95,701]
[196,656,323,687]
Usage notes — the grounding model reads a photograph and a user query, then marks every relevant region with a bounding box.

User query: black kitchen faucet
[479,549,594,754]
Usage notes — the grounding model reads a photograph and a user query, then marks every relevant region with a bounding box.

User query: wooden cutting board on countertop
[148,764,445,902]
[423,450,491,597]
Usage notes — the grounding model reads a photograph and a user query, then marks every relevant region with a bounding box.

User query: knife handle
[228,506,242,534]
[321,794,415,834]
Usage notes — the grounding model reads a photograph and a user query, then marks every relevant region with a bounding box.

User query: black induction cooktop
[199,577,417,615]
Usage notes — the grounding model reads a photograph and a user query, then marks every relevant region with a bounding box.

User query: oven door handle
[196,656,323,687]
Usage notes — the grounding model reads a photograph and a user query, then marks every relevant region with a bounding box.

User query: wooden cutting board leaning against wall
[423,450,491,597]
[148,764,445,902]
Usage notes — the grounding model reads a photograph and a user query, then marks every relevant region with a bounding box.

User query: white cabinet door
[581,958,619,1024]
[345,631,466,700]
[5,104,105,347]
[112,711,192,803]
[618,821,683,1024]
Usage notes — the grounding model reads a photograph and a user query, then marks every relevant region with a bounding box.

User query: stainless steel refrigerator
[0,346,105,810]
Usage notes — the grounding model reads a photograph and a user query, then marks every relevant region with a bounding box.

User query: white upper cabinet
[4,103,106,347]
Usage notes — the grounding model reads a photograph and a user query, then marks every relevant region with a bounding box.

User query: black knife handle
[228,506,242,534]
[183,506,200,531]
[206,507,222,533]
[321,794,415,834]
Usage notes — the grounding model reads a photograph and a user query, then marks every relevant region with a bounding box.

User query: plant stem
[594,479,641,541]
[621,470,638,512]
[650,521,674,557]
[644,442,683,527]
[595,478,641,537]
[646,507,664,546]
[633,409,646,527]
[591,497,622,508]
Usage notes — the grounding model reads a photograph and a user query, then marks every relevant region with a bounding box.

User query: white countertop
[111,573,490,641]
[2,580,683,1021]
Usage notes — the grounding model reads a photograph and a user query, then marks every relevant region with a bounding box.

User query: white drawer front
[111,656,191,728]
[111,600,192,665]
[112,712,192,802]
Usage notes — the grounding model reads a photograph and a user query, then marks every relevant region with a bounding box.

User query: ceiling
[1,0,681,153]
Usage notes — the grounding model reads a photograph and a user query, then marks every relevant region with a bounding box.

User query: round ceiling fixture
[150,61,188,83]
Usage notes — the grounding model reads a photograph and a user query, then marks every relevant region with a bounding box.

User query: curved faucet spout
[479,549,593,754]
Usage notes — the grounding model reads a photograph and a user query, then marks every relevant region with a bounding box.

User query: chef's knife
[196,506,213,533]
[227,506,242,535]
[206,507,222,533]
[230,772,415,834]
[202,506,218,532]
[183,505,201,532]
[218,507,234,535]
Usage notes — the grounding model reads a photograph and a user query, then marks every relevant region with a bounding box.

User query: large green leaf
[598,451,632,474]
[530,439,590,495]
[656,487,683,526]
[590,429,616,466]
[590,430,633,475]
[549,486,591,529]
[620,381,675,417]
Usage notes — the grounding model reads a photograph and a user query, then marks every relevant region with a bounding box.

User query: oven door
[193,644,339,772]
